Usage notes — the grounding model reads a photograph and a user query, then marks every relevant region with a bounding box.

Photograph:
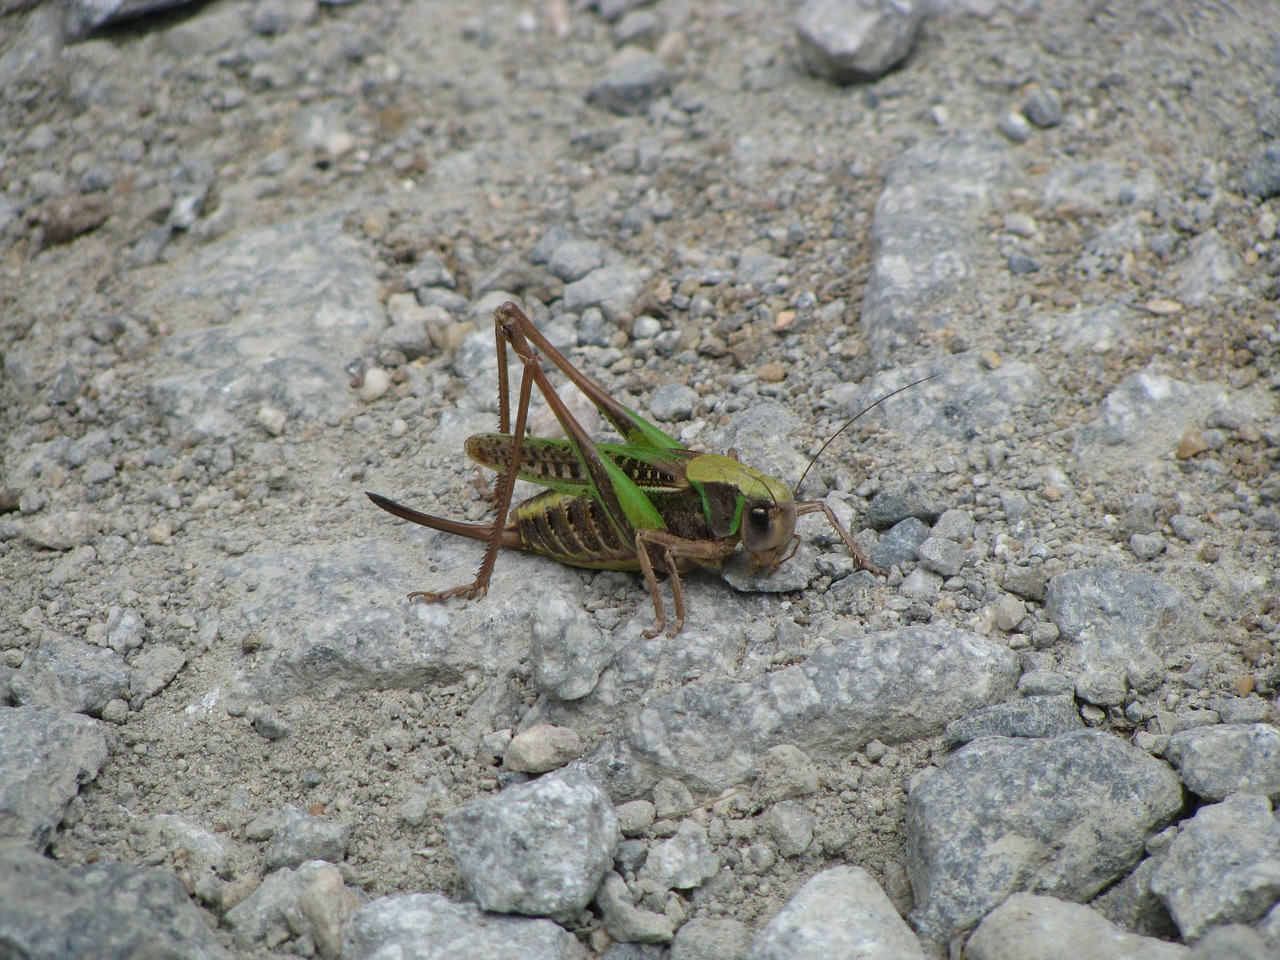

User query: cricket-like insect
[368,302,931,637]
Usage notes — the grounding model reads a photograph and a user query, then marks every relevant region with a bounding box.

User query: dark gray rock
[0,844,232,960]
[613,625,1019,793]
[1150,793,1280,941]
[443,770,618,921]
[344,892,584,960]
[907,730,1183,944]
[746,865,926,960]
[944,696,1082,748]
[147,213,382,440]
[866,478,940,530]
[1165,724,1280,801]
[916,536,963,577]
[965,893,1188,960]
[65,0,200,39]
[10,637,130,716]
[794,0,927,83]
[647,383,698,422]
[860,133,1010,362]
[0,705,107,850]
[870,516,930,568]
[1023,86,1064,128]
[586,52,673,116]
[1044,567,1203,672]
[1243,143,1280,199]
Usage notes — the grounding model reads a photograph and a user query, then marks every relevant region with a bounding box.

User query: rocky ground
[1,0,1279,958]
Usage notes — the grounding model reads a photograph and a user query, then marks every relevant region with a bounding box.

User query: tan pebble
[1177,429,1209,459]
[257,405,287,437]
[359,367,391,402]
[756,361,786,383]
[1145,298,1182,315]
[148,520,173,545]
[773,310,796,332]
[504,724,583,773]
[1237,675,1257,698]
[978,350,1003,370]
[1042,485,1062,502]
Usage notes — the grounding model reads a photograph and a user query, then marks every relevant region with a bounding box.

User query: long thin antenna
[795,374,940,492]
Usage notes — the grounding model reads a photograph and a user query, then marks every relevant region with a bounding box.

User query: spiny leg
[634,529,735,638]
[410,347,538,603]
[796,500,886,577]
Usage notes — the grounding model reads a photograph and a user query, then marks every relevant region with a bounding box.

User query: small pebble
[1177,429,1209,459]
[359,367,392,402]
[257,405,288,436]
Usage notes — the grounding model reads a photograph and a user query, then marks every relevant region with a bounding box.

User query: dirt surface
[2,0,1279,956]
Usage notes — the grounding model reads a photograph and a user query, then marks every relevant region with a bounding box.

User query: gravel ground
[2,0,1279,958]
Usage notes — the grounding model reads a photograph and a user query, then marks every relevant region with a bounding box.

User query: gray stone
[1188,924,1274,960]
[22,510,105,550]
[916,536,963,576]
[639,821,719,890]
[866,478,940,529]
[586,52,673,116]
[762,801,814,858]
[530,227,611,283]
[795,0,927,83]
[1023,86,1063,128]
[147,213,382,440]
[1075,668,1129,707]
[966,893,1188,960]
[944,696,1082,748]
[609,625,1017,793]
[860,133,1010,363]
[443,770,618,921]
[1165,724,1280,801]
[1045,567,1202,672]
[870,516,930,569]
[0,845,233,959]
[226,860,359,956]
[1176,230,1242,306]
[596,872,674,944]
[128,644,187,703]
[647,383,698,422]
[65,0,200,39]
[343,892,584,960]
[756,745,820,802]
[531,593,616,701]
[264,804,350,870]
[1072,367,1273,478]
[11,637,130,716]
[746,865,925,960]
[671,917,751,960]
[1243,143,1280,200]
[1150,793,1280,941]
[907,730,1183,944]
[0,705,107,850]
[562,264,646,323]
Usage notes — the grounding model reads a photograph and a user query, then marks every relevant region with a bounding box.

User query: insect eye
[749,507,770,531]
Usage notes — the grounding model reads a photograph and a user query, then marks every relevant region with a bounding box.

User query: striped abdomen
[510,490,642,570]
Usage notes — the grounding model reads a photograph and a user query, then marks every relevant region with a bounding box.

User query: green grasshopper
[368,302,928,637]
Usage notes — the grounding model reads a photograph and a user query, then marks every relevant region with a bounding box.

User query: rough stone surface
[442,771,618,921]
[1165,724,1280,801]
[613,625,1019,793]
[343,892,585,960]
[966,893,1189,960]
[0,843,233,960]
[1150,793,1280,941]
[0,705,108,850]
[907,730,1184,944]
[746,865,925,960]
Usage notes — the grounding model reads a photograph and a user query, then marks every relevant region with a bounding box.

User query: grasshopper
[368,302,927,637]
